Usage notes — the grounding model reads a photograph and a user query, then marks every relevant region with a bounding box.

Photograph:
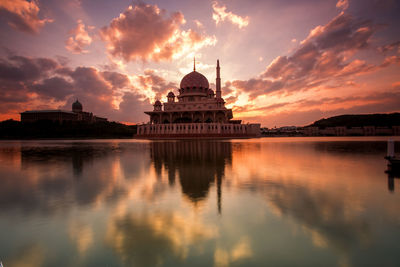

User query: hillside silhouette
[309,113,400,128]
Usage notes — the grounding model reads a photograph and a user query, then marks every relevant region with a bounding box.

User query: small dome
[167,91,175,97]
[72,99,82,112]
[208,89,214,95]
[154,100,162,106]
[180,71,209,89]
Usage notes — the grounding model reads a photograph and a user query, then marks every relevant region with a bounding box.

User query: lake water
[0,137,400,267]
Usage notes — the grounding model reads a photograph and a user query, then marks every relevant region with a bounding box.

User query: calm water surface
[1,137,400,267]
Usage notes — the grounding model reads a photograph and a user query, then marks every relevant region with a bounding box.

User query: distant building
[20,100,107,123]
[136,59,261,138]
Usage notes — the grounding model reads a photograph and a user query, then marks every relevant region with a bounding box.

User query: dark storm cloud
[69,67,112,95]
[102,71,130,89]
[0,55,58,82]
[30,76,74,100]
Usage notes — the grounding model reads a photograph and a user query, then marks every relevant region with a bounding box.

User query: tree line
[0,120,137,139]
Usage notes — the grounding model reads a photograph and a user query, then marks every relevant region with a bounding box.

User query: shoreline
[1,135,400,141]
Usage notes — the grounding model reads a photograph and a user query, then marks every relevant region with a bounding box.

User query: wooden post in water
[387,139,394,158]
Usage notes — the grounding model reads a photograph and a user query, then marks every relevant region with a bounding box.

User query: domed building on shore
[137,60,260,138]
[20,100,107,123]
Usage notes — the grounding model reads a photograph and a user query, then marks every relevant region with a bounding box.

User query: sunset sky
[0,0,399,127]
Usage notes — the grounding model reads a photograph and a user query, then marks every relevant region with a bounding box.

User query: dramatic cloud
[0,54,62,118]
[0,55,58,82]
[137,69,177,99]
[0,0,52,34]
[100,2,216,62]
[30,76,74,100]
[229,12,378,99]
[0,52,166,123]
[220,9,400,126]
[212,1,249,29]
[65,20,93,54]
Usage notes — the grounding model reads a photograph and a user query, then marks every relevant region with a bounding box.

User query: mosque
[20,100,107,123]
[136,60,260,138]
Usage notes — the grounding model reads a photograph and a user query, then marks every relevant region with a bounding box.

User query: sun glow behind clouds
[100,2,216,63]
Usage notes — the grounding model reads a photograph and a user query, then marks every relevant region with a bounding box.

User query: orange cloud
[0,0,52,34]
[336,0,349,10]
[65,20,93,54]
[212,1,249,29]
[100,2,216,62]
[136,69,177,100]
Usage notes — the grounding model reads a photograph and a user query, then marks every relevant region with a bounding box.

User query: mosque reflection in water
[0,138,400,267]
[150,141,231,213]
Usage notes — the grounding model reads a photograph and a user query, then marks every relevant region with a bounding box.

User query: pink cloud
[137,69,177,99]
[229,12,378,99]
[65,20,93,54]
[100,2,216,62]
[0,0,52,34]
[212,1,249,29]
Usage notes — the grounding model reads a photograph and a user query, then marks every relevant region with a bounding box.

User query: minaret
[216,59,221,99]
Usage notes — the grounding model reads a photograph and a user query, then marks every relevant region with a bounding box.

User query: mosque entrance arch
[216,111,225,123]
[172,112,180,123]
[193,112,202,123]
[161,114,170,124]
[178,112,192,123]
[151,114,160,124]
[204,111,213,123]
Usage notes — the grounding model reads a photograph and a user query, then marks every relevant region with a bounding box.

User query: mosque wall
[137,123,261,138]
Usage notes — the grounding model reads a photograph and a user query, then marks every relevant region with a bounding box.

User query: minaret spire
[193,57,196,71]
[216,59,221,98]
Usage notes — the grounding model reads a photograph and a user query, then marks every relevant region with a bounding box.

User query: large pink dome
[180,71,209,89]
